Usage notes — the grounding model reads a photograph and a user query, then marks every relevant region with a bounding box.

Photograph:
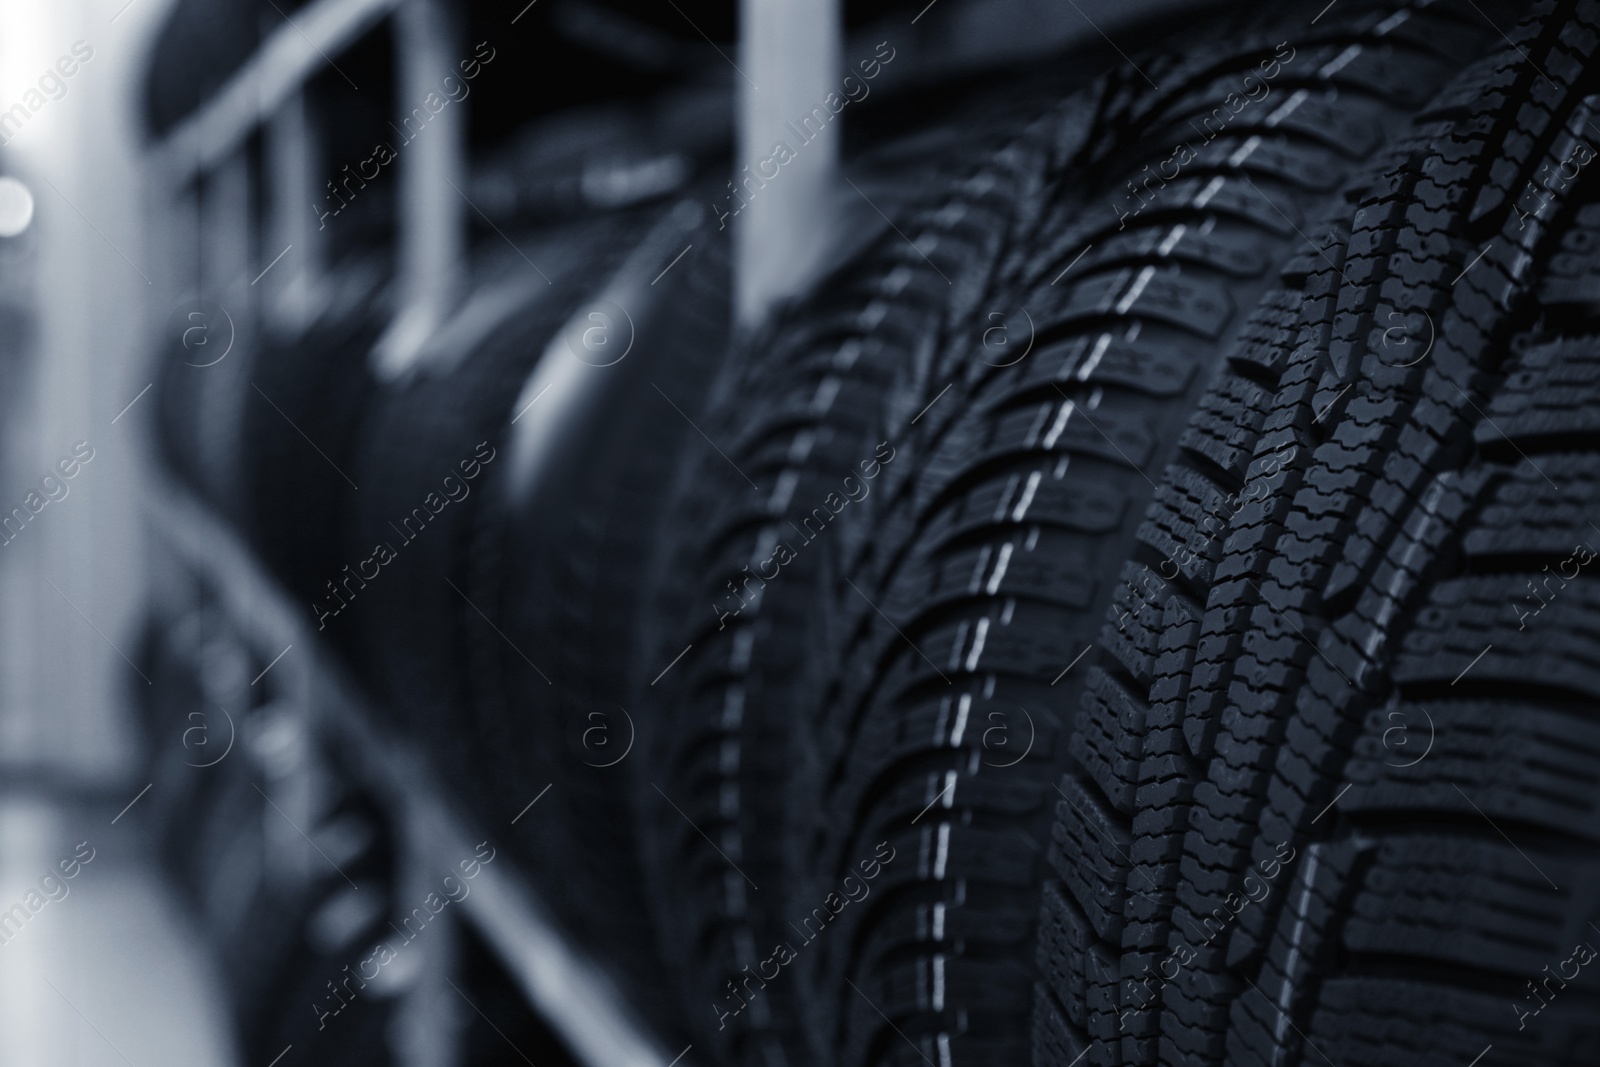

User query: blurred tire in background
[122,1,1600,1066]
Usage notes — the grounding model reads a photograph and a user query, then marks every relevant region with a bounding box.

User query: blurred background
[0,0,1183,1064]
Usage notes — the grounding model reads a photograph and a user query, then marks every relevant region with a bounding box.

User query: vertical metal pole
[202,156,254,313]
[196,153,254,511]
[393,798,465,1067]
[374,0,465,380]
[264,89,322,336]
[735,0,842,328]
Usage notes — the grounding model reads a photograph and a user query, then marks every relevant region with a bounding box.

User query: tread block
[1340,835,1592,973]
[927,465,1129,542]
[1395,574,1600,699]
[1051,774,1134,941]
[1228,289,1305,381]
[1033,980,1093,1067]
[856,688,1062,769]
[1035,264,1235,340]
[1016,331,1200,400]
[1178,372,1274,483]
[1071,666,1151,814]
[1462,454,1600,559]
[1480,333,1600,449]
[1102,561,1171,686]
[971,397,1159,473]
[1302,975,1600,1067]
[907,538,1099,613]
[1539,200,1600,309]
[1138,465,1238,586]
[909,599,1098,681]
[1038,881,1093,1030]
[1072,222,1275,282]
[1348,697,1600,840]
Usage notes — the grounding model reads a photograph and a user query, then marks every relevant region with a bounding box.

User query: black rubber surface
[634,88,1092,1066]
[136,593,400,1067]
[460,203,733,1043]
[1036,2,1600,1065]
[242,286,387,616]
[690,4,1512,1067]
[335,213,637,778]
[143,2,1600,1063]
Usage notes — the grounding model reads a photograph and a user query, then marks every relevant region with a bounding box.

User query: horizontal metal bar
[151,0,399,184]
[146,478,676,1067]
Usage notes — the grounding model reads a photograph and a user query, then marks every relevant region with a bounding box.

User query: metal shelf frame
[134,0,858,1060]
[147,474,677,1067]
[151,0,401,185]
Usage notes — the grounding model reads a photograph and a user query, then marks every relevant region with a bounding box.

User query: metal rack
[146,475,673,1067]
[140,1,694,1063]
[135,0,1167,1060]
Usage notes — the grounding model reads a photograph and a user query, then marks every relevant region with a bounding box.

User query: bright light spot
[0,177,34,237]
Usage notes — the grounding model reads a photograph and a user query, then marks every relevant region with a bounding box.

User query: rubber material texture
[1036,3,1600,1065]
[243,295,386,615]
[771,5,1509,1067]
[634,88,1095,1066]
[334,213,638,788]
[462,204,732,1043]
[137,600,400,1067]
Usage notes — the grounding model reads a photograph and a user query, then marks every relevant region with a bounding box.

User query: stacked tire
[136,598,400,1067]
[638,2,1600,1066]
[349,198,734,1042]
[147,0,1600,1063]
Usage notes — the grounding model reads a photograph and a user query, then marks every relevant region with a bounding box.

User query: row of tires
[136,576,578,1067]
[153,1,1600,1064]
